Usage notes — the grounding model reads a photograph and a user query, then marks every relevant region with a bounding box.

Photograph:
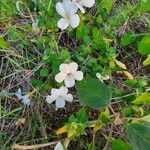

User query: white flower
[15,88,22,99]
[72,0,95,13]
[22,95,30,105]
[54,142,65,150]
[56,0,80,30]
[96,73,110,82]
[55,62,83,88]
[46,87,73,109]
[15,88,31,105]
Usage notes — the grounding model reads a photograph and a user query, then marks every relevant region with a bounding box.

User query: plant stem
[103,123,113,150]
[12,141,58,150]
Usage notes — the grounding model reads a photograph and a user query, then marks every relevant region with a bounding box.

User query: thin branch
[12,141,58,150]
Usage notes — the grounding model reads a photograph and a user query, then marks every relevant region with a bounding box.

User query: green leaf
[138,35,150,55]
[76,23,90,40]
[138,0,150,13]
[40,80,52,93]
[123,107,134,117]
[32,79,43,88]
[112,139,133,150]
[68,108,88,124]
[92,27,106,50]
[143,54,150,66]
[133,93,150,105]
[52,59,61,75]
[88,142,97,150]
[92,27,103,40]
[0,36,9,49]
[1,107,23,118]
[40,68,49,77]
[8,27,25,41]
[140,115,150,123]
[103,0,113,13]
[83,36,92,45]
[99,109,110,124]
[126,122,150,150]
[68,115,77,123]
[60,49,70,61]
[76,108,88,123]
[76,77,112,109]
[121,32,134,46]
[125,80,140,88]
[96,15,103,24]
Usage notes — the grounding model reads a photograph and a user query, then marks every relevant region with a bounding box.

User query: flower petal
[63,0,78,15]
[74,71,83,81]
[69,62,78,73]
[46,95,56,104]
[59,63,70,74]
[64,76,75,88]
[103,75,110,80]
[22,96,30,105]
[56,2,65,17]
[96,73,102,79]
[51,88,60,96]
[79,0,95,8]
[56,98,65,109]
[69,14,80,28]
[55,72,66,83]
[54,142,64,150]
[74,2,85,13]
[57,18,69,30]
[15,88,22,100]
[60,87,68,96]
[64,94,73,102]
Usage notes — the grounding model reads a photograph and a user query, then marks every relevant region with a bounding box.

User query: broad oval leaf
[126,122,150,150]
[112,139,133,150]
[76,77,112,109]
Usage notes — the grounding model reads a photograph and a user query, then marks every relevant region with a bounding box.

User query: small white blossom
[56,0,80,30]
[72,0,95,13]
[46,87,73,109]
[55,62,83,88]
[96,73,110,82]
[15,88,31,105]
[54,142,65,150]
[15,88,22,99]
[22,95,30,105]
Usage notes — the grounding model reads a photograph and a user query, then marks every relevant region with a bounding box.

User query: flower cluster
[14,65,110,109]
[46,62,83,109]
[56,0,95,30]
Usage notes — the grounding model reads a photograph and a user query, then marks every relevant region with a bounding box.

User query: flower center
[73,0,80,2]
[67,73,72,77]
[58,95,63,99]
[64,13,70,20]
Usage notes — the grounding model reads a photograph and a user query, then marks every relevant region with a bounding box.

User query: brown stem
[12,141,58,150]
